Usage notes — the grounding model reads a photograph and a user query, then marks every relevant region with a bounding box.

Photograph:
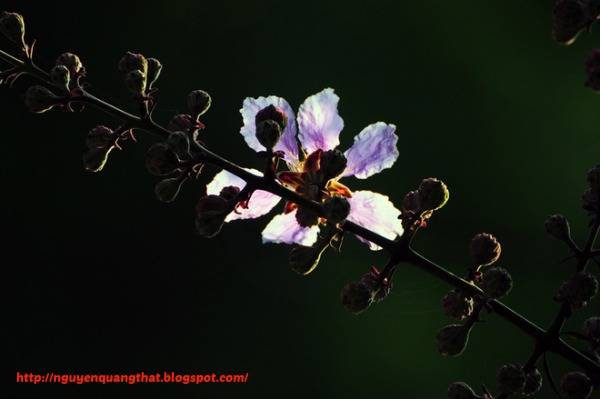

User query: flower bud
[195,195,228,238]
[168,131,191,158]
[585,50,600,92]
[320,149,348,181]
[418,177,449,212]
[447,382,480,399]
[552,0,587,45]
[125,70,146,96]
[402,190,420,213]
[219,186,240,202]
[581,188,599,213]
[442,290,474,320]
[155,177,185,203]
[583,316,600,341]
[0,12,25,47]
[255,119,282,150]
[187,90,211,120]
[469,233,501,267]
[168,114,193,133]
[436,324,470,356]
[522,368,543,396]
[481,267,513,299]
[55,52,83,75]
[23,85,60,113]
[145,143,181,176]
[146,57,162,89]
[255,104,287,130]
[295,206,320,227]
[544,214,572,241]
[118,52,147,75]
[323,195,351,225]
[86,125,115,149]
[50,65,70,91]
[83,146,114,172]
[560,371,593,399]
[340,281,376,314]
[587,164,600,194]
[496,364,526,394]
[289,243,327,275]
[557,271,598,308]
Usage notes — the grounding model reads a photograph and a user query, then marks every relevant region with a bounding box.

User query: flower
[206,88,402,250]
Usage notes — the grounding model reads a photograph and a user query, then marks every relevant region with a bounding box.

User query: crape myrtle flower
[206,88,402,250]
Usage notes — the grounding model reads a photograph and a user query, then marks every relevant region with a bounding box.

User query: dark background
[3,1,599,398]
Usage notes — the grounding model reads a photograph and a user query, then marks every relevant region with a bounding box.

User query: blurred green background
[4,1,599,398]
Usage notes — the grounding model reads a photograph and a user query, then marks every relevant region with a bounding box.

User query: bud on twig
[436,324,471,356]
[255,104,287,130]
[340,281,376,314]
[155,177,185,203]
[496,364,526,394]
[86,125,115,149]
[447,382,484,399]
[289,243,328,275]
[320,150,348,181]
[442,290,474,320]
[187,90,211,121]
[544,214,572,242]
[55,52,84,76]
[118,52,147,75]
[469,233,501,267]
[522,368,543,396]
[125,70,146,96]
[23,85,60,113]
[323,195,351,225]
[83,146,114,172]
[418,177,449,212]
[145,143,181,176]
[255,120,282,150]
[557,271,598,308]
[560,371,593,399]
[195,195,229,238]
[146,57,162,89]
[167,131,191,159]
[50,65,70,91]
[481,267,513,299]
[0,12,26,48]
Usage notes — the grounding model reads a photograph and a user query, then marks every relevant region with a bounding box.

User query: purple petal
[346,190,403,250]
[343,122,399,179]
[206,169,281,222]
[297,88,344,154]
[240,96,299,165]
[261,211,319,246]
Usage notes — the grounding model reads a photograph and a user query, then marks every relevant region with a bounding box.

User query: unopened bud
[50,65,70,91]
[496,364,526,394]
[481,267,512,299]
[83,146,114,172]
[583,316,600,341]
[187,90,211,120]
[544,214,572,241]
[125,70,146,96]
[168,131,191,158]
[219,186,240,202]
[55,52,83,75]
[581,188,599,213]
[23,85,60,113]
[436,324,470,357]
[587,164,600,194]
[558,271,598,308]
[145,143,181,176]
[289,243,327,275]
[469,233,501,267]
[447,382,481,399]
[402,190,420,213]
[560,371,593,399]
[418,177,449,212]
[146,57,162,89]
[155,177,185,203]
[0,12,25,47]
[195,195,228,238]
[255,104,287,130]
[118,52,147,75]
[522,368,543,396]
[442,290,474,320]
[552,0,587,45]
[585,50,600,92]
[168,114,193,133]
[86,125,115,149]
[295,206,319,227]
[255,119,282,150]
[323,195,351,225]
[340,281,376,314]
[320,149,348,181]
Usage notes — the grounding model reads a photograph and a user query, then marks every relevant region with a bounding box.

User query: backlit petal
[297,88,344,154]
[240,96,299,164]
[346,190,403,250]
[343,122,398,179]
[261,211,319,246]
[206,169,281,221]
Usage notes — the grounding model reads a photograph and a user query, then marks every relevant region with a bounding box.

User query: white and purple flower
[206,88,402,250]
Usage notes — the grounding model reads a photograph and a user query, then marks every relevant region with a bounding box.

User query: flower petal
[240,95,299,165]
[261,211,319,246]
[297,88,344,154]
[206,169,281,221]
[343,122,399,179]
[346,190,403,250]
